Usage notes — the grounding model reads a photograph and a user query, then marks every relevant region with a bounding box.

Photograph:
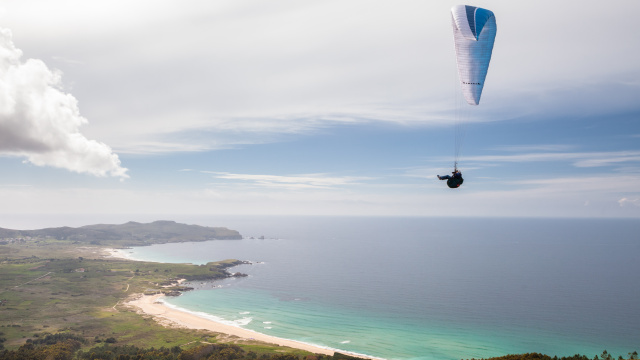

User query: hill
[0,220,242,246]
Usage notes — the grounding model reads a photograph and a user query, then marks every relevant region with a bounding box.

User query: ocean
[119,216,640,360]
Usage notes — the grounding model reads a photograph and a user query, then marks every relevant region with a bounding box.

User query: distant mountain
[0,220,242,246]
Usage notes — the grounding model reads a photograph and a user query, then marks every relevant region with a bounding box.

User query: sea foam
[160,299,253,327]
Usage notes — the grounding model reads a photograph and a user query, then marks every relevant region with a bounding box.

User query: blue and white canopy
[451,5,497,105]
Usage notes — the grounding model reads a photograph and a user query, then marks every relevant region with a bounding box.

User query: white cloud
[50,56,83,65]
[464,151,640,168]
[206,172,371,190]
[0,183,31,187]
[573,153,640,168]
[489,144,576,152]
[0,28,127,178]
[618,198,640,207]
[512,175,640,194]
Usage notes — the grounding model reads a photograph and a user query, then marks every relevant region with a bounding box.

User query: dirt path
[13,272,53,288]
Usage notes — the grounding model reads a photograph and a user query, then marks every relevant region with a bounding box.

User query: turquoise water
[122,216,640,360]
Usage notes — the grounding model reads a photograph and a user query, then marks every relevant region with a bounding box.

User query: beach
[126,293,335,356]
[104,247,135,260]
[105,247,335,355]
[108,247,373,358]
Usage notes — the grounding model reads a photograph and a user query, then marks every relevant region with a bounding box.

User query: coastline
[126,293,335,356]
[106,248,336,356]
[107,247,374,359]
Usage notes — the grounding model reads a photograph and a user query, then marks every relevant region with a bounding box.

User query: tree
[600,351,613,360]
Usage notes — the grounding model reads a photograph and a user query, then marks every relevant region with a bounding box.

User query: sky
[1,0,639,228]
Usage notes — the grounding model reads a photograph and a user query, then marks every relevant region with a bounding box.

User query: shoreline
[126,293,336,356]
[109,247,374,359]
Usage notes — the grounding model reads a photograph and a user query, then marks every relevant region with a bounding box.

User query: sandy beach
[103,247,134,260]
[111,247,369,358]
[127,293,335,356]
[107,246,333,353]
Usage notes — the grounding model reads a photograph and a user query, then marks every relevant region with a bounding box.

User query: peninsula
[0,220,242,246]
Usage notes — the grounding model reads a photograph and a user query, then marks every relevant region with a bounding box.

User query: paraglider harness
[447,165,464,189]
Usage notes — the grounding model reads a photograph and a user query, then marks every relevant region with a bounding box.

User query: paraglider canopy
[451,5,497,105]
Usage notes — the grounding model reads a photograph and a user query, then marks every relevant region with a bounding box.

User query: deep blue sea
[119,216,640,360]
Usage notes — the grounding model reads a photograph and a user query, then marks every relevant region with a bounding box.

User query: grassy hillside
[0,246,240,349]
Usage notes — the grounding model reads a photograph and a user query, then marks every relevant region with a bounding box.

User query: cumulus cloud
[0,28,127,178]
